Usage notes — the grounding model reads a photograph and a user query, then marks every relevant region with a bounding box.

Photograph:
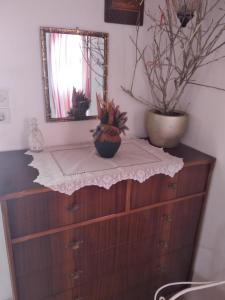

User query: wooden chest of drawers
[0,144,215,300]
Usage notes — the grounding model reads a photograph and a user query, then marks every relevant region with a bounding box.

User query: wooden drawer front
[131,164,209,209]
[130,173,178,209]
[14,241,128,279]
[113,247,192,300]
[71,285,154,300]
[129,196,203,245]
[17,247,192,300]
[176,164,209,197]
[13,233,164,278]
[13,196,202,277]
[89,284,184,300]
[110,284,155,300]
[44,289,73,300]
[7,181,126,238]
[17,265,77,300]
[77,247,191,300]
[13,233,180,279]
[19,262,126,300]
[17,267,128,300]
[128,246,193,290]
[13,216,129,277]
[158,195,203,251]
[46,290,153,300]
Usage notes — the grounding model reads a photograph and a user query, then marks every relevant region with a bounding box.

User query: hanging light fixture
[172,0,201,27]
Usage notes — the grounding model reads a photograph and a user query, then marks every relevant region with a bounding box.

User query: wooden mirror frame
[40,27,108,122]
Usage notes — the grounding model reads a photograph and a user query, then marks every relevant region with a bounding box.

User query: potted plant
[68,88,91,120]
[92,94,128,158]
[122,0,225,147]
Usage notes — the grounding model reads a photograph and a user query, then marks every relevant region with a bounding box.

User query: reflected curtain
[46,33,91,118]
[82,36,91,101]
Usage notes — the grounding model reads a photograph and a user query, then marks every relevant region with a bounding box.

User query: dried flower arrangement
[92,94,128,158]
[93,94,128,141]
[68,88,91,119]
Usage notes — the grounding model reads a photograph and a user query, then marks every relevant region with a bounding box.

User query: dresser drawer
[21,247,192,300]
[13,233,163,278]
[11,203,174,277]
[16,250,128,300]
[44,289,73,300]
[17,264,77,300]
[42,245,192,300]
[58,248,192,300]
[14,232,181,279]
[129,195,203,243]
[13,196,202,277]
[111,284,154,300]
[131,164,209,209]
[176,164,210,197]
[13,216,129,276]
[7,181,126,238]
[45,290,131,300]
[127,246,193,289]
[14,239,128,278]
[17,266,128,300]
[44,286,151,300]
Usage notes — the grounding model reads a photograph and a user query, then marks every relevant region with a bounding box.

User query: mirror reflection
[40,27,108,121]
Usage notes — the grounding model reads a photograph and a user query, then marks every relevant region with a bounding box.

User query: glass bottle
[28,118,44,152]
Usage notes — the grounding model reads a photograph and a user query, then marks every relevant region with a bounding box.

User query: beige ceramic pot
[146,110,189,148]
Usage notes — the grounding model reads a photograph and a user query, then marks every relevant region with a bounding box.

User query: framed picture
[105,0,144,26]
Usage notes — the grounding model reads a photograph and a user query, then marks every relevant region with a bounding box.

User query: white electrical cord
[154,280,225,300]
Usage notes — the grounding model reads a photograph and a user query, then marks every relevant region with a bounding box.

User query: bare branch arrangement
[122,0,225,115]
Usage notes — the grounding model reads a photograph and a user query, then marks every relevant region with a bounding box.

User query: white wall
[182,57,225,298]
[0,0,148,153]
[1,1,225,299]
[0,0,149,299]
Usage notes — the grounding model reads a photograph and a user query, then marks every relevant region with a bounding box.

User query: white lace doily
[26,139,184,195]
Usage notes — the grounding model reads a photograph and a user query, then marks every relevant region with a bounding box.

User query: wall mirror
[40,27,108,122]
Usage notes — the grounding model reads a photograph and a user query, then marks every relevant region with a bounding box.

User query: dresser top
[0,143,215,197]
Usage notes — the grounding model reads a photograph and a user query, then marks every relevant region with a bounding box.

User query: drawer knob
[158,241,169,249]
[73,298,83,300]
[70,270,83,280]
[167,182,177,190]
[161,214,173,223]
[67,202,80,213]
[66,240,84,251]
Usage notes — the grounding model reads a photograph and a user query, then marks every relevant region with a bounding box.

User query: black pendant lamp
[172,0,201,27]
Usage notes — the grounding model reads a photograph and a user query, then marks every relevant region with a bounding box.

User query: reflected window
[46,33,91,118]
[41,27,108,121]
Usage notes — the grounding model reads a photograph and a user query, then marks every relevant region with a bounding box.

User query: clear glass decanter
[28,118,44,152]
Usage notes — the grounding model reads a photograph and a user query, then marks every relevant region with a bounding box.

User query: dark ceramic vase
[74,100,90,119]
[95,140,121,158]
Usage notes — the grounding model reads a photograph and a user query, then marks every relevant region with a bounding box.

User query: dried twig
[188,81,225,92]
[81,36,105,87]
[122,0,225,114]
